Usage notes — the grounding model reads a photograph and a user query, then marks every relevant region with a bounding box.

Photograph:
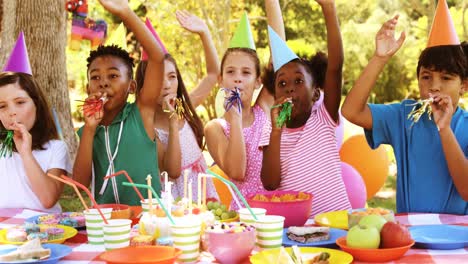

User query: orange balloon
[339,135,389,200]
[209,165,233,207]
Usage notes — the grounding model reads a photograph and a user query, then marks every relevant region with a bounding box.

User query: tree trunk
[0,0,77,160]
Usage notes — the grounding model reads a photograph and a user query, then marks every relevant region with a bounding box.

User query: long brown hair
[0,72,58,151]
[136,54,205,148]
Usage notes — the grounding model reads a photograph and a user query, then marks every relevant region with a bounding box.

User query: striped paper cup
[170,217,201,263]
[238,208,266,225]
[84,208,113,245]
[103,219,132,251]
[141,199,159,213]
[255,215,285,250]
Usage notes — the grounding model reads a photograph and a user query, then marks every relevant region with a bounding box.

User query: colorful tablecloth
[0,208,466,263]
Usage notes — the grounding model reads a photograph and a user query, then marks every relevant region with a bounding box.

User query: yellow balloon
[339,135,389,200]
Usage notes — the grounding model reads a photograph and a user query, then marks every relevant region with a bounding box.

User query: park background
[0,0,466,212]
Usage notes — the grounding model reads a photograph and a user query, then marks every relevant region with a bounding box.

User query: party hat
[142,18,168,61]
[3,32,32,75]
[229,12,256,50]
[268,26,298,72]
[106,23,127,50]
[427,0,459,47]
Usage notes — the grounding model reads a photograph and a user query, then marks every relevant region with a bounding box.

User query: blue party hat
[268,26,298,72]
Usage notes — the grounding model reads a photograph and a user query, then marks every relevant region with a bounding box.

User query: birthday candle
[202,174,207,207]
[183,170,188,202]
[188,180,192,215]
[167,182,172,216]
[146,175,153,215]
[197,173,201,207]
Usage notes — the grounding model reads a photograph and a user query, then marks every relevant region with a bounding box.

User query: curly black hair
[262,51,328,96]
[86,45,135,79]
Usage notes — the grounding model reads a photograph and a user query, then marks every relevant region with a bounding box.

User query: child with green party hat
[0,32,71,212]
[259,0,351,217]
[205,0,284,210]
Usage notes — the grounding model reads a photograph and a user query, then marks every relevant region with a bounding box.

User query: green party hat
[106,23,127,50]
[229,12,256,50]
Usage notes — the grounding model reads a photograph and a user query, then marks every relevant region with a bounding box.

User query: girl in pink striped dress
[260,0,351,217]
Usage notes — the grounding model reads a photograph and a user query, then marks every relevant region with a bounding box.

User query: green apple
[346,225,380,249]
[358,214,387,232]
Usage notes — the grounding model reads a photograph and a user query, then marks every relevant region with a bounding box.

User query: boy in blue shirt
[342,3,467,214]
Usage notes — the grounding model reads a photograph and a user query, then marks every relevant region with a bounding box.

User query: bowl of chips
[247,191,313,227]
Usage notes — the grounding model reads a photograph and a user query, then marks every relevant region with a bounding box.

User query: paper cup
[255,215,285,250]
[84,208,113,245]
[103,219,132,251]
[141,199,159,213]
[171,217,201,263]
[238,208,266,224]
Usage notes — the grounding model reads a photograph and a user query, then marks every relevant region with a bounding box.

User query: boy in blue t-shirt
[342,13,467,214]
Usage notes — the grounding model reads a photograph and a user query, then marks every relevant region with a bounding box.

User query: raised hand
[430,93,454,131]
[375,15,406,58]
[175,10,208,34]
[98,0,129,16]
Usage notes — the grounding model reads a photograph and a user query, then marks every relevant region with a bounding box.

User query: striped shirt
[259,103,351,216]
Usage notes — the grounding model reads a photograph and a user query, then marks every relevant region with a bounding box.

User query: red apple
[380,221,412,248]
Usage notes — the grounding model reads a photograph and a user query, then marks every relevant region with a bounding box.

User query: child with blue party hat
[135,11,220,203]
[205,1,285,210]
[260,0,351,217]
[342,0,467,214]
[0,32,72,212]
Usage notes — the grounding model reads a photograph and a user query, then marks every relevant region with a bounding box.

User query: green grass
[59,185,89,212]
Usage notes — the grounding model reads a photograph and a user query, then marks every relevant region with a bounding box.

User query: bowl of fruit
[206,201,238,222]
[247,191,312,227]
[337,214,414,262]
[348,207,394,229]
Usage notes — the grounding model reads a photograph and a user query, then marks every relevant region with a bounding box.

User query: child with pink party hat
[0,32,72,212]
[205,0,286,210]
[342,0,468,214]
[260,0,351,217]
[135,11,220,203]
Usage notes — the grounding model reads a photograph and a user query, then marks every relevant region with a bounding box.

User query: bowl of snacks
[348,208,394,229]
[98,204,132,220]
[247,191,313,227]
[204,222,256,264]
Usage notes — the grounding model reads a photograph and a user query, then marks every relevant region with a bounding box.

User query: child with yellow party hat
[342,0,467,214]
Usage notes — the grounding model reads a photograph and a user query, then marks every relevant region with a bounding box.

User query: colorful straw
[60,175,109,224]
[206,169,257,220]
[47,173,89,211]
[272,101,292,128]
[223,87,243,113]
[103,170,145,202]
[0,130,14,158]
[122,182,175,224]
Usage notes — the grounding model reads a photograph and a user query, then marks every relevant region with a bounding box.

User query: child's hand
[98,0,130,16]
[162,94,177,117]
[176,10,208,35]
[375,15,406,58]
[271,97,291,131]
[11,122,32,156]
[83,93,105,129]
[430,93,454,131]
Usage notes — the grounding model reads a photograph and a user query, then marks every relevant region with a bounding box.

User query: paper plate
[25,213,85,230]
[409,225,468,250]
[99,246,181,264]
[314,210,348,230]
[250,246,353,264]
[282,228,347,248]
[0,243,72,264]
[0,225,77,245]
[336,236,414,262]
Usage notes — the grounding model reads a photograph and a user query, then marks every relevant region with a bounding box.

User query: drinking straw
[47,173,89,211]
[146,175,153,216]
[60,175,109,224]
[122,182,175,225]
[203,174,242,209]
[103,170,145,202]
[206,170,257,220]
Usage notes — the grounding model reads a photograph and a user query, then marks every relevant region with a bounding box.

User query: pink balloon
[340,162,367,209]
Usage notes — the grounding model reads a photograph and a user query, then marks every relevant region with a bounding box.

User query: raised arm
[317,0,343,122]
[175,10,220,108]
[341,15,405,130]
[99,0,165,138]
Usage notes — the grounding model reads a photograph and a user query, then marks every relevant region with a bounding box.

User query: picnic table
[0,208,466,263]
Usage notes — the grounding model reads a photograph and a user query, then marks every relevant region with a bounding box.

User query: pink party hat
[3,32,32,75]
[142,18,168,61]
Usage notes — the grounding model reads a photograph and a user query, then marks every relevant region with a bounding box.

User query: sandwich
[287,226,330,243]
[277,246,330,264]
[0,238,51,261]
